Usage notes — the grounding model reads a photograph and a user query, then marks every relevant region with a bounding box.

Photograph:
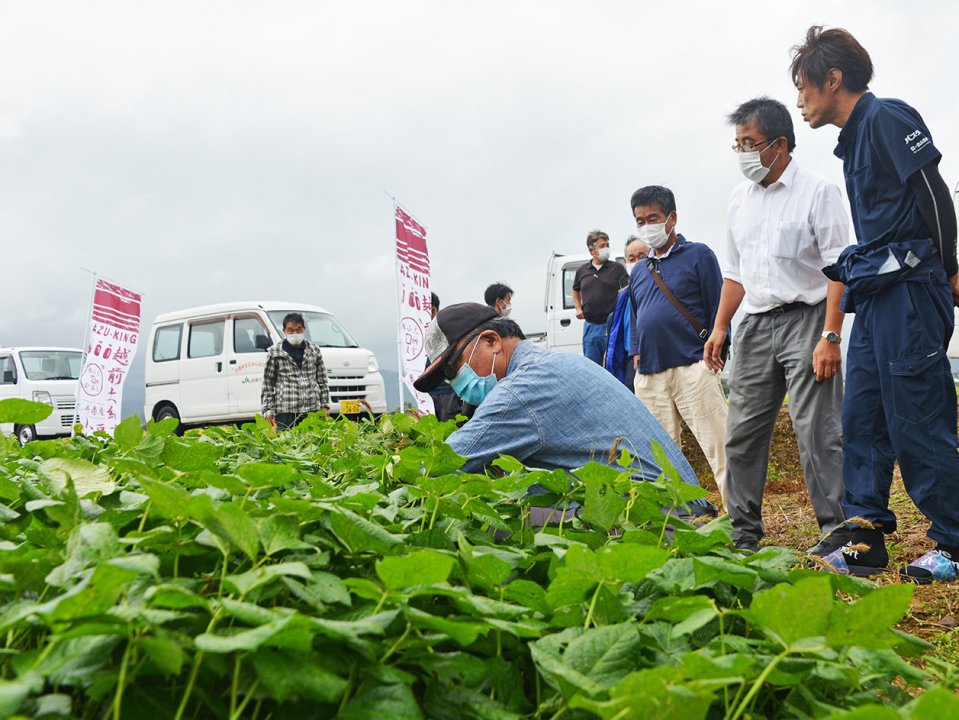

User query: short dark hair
[484,283,513,307]
[630,185,676,216]
[726,97,796,153]
[431,292,440,311]
[282,312,305,329]
[471,317,526,341]
[586,230,609,251]
[790,25,873,93]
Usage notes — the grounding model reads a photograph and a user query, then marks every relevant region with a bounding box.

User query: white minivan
[0,347,82,444]
[144,301,388,426]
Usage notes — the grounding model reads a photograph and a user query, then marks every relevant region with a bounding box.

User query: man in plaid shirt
[261,312,330,430]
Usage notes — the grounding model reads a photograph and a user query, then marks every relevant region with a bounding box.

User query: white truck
[144,301,387,427]
[529,251,627,353]
[0,347,82,444]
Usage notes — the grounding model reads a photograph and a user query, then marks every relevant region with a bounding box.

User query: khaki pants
[634,361,728,501]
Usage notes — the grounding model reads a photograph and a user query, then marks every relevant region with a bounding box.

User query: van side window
[0,356,15,385]
[153,325,183,362]
[233,317,270,354]
[563,267,579,309]
[188,321,224,359]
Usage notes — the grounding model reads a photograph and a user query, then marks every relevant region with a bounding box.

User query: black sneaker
[821,527,888,576]
[807,522,857,557]
[735,538,759,554]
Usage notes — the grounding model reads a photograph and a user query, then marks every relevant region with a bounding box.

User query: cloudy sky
[2,1,958,409]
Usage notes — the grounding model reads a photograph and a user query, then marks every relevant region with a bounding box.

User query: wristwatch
[821,331,841,344]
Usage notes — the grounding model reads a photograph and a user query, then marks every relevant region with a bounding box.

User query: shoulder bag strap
[646,261,708,340]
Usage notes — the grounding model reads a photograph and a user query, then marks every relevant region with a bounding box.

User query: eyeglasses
[731,138,777,154]
[442,333,480,381]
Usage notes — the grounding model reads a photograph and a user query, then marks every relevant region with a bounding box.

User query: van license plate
[339,400,361,414]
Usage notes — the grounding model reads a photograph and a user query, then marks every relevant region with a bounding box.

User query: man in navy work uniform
[628,186,728,503]
[792,26,959,582]
[572,230,630,365]
[413,302,716,517]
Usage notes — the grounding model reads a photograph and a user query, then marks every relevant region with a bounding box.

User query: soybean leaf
[39,458,116,498]
[750,576,834,648]
[253,648,348,704]
[138,636,185,676]
[223,561,312,596]
[376,550,456,590]
[113,415,143,450]
[826,583,914,649]
[340,680,424,720]
[0,398,52,424]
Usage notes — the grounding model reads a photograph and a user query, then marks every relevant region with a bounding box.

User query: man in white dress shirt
[703,97,850,555]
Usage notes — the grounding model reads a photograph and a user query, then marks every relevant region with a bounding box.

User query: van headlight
[32,391,53,406]
[368,355,379,373]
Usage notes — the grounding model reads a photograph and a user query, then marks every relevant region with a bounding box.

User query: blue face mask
[449,338,498,405]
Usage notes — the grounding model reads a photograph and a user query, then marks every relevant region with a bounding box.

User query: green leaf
[236,462,298,488]
[340,681,424,720]
[646,596,718,637]
[327,507,405,554]
[750,576,834,648]
[197,502,260,561]
[194,616,300,653]
[253,648,348,704]
[223,561,312,596]
[596,543,669,583]
[569,665,713,720]
[581,473,628,531]
[258,514,310,556]
[0,398,53,424]
[406,607,489,646]
[376,550,455,590]
[530,623,643,699]
[826,583,913,649]
[39,458,117,498]
[907,686,959,718]
[138,636,185,675]
[113,415,143,450]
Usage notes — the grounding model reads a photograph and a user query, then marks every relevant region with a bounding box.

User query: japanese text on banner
[76,278,142,435]
[395,206,434,412]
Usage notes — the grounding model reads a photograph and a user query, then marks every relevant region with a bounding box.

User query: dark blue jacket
[628,236,723,375]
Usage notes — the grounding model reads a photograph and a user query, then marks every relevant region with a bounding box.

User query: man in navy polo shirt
[628,185,728,503]
[792,25,959,582]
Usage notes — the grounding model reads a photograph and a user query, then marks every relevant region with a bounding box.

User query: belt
[757,301,808,316]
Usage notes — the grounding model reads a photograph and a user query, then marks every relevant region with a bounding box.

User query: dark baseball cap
[414,302,498,392]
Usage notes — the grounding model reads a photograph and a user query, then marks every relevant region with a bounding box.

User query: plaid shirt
[261,341,330,417]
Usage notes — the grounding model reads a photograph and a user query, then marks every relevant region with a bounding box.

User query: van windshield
[19,350,83,380]
[267,312,359,348]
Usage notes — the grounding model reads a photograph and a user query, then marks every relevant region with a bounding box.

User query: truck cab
[0,347,82,444]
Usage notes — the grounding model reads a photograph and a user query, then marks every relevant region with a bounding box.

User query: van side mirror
[254,335,272,351]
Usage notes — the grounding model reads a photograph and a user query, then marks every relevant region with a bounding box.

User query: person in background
[426,292,463,421]
[628,186,728,502]
[572,230,630,365]
[704,96,849,555]
[792,26,959,582]
[484,283,514,317]
[604,235,648,389]
[261,312,330,431]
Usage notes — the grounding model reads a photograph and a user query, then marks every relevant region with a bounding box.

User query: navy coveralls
[825,93,959,549]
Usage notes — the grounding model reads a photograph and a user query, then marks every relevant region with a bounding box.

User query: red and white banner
[395,205,434,412]
[76,278,142,435]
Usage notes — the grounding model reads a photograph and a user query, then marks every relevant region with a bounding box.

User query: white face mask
[285,333,305,346]
[637,221,670,250]
[624,261,637,275]
[596,247,611,263]
[738,140,778,183]
[500,304,512,318]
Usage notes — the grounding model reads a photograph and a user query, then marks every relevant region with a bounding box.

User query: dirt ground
[680,407,959,662]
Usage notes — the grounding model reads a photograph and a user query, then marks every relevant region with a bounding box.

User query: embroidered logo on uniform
[904,130,930,154]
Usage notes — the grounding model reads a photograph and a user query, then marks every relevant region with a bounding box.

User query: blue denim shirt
[447,341,707,501]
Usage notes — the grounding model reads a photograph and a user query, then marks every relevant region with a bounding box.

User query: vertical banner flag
[395,205,435,412]
[76,277,142,435]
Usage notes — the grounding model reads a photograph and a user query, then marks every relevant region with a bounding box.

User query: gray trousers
[725,301,845,546]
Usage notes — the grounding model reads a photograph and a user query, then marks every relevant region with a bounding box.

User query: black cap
[414,302,498,392]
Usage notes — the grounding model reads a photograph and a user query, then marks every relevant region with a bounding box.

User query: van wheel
[15,424,37,446]
[154,404,182,434]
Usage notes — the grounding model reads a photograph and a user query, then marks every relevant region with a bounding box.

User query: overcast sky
[2,1,958,403]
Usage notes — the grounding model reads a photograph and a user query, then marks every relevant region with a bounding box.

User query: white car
[0,347,82,444]
[143,301,387,427]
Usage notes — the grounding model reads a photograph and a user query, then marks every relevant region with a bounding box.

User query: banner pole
[390,199,406,411]
[74,271,99,435]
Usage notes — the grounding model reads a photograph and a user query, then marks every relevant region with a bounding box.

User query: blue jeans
[582,320,607,365]
[842,270,959,548]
